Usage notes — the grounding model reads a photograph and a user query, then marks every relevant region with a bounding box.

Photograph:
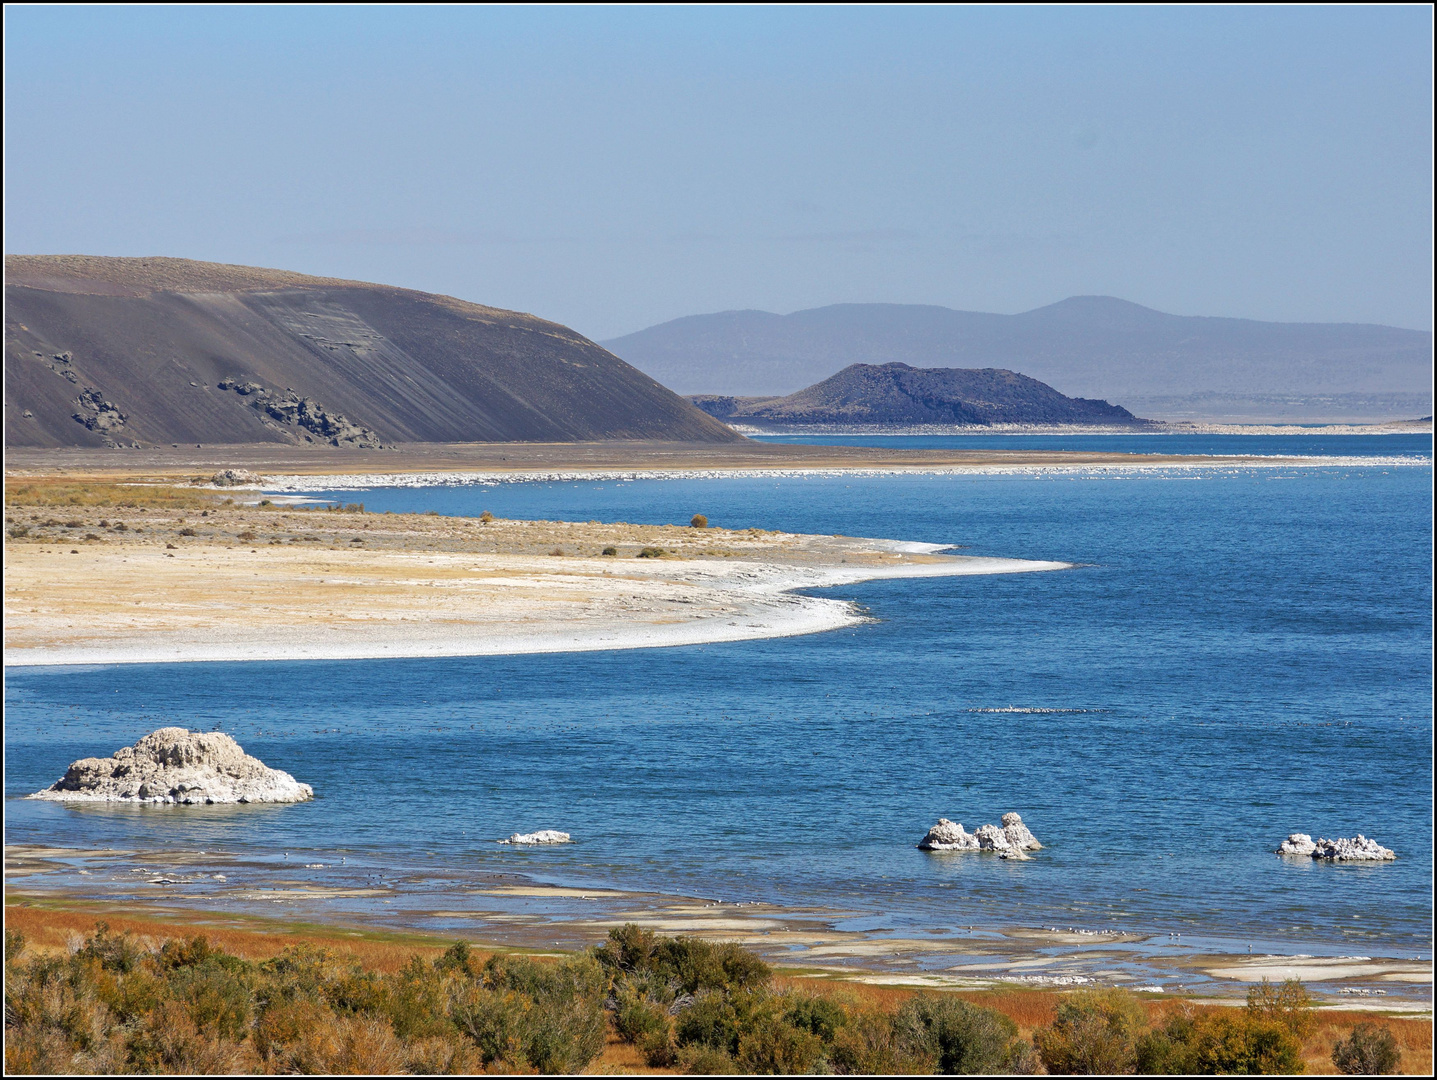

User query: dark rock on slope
[5,255,739,448]
[605,298,1433,422]
[691,363,1143,428]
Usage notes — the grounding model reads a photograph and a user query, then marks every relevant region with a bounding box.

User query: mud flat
[6,844,1432,1011]
[3,496,1064,666]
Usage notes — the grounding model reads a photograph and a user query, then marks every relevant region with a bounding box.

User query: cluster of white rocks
[498,830,572,846]
[210,468,262,487]
[28,728,312,805]
[1276,833,1396,861]
[917,813,1042,860]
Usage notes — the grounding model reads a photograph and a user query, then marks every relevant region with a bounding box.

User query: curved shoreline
[4,506,1068,667]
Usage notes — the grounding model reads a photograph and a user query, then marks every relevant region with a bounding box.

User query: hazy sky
[5,6,1432,339]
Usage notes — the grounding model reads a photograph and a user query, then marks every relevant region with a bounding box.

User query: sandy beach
[3,494,1065,667]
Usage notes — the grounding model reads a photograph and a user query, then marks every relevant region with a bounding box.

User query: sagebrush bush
[896,992,1033,1074]
[3,924,609,1076]
[1246,976,1315,1037]
[1332,1021,1402,1075]
[1035,987,1148,1074]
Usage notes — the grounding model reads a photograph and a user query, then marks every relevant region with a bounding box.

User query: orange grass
[3,902,465,974]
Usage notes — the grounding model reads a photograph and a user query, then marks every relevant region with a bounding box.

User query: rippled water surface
[6,436,1432,955]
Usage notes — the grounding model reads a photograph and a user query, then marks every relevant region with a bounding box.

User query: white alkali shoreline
[256,456,1429,492]
[5,551,1068,668]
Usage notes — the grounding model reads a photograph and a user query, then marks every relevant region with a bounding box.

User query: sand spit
[3,503,1066,667]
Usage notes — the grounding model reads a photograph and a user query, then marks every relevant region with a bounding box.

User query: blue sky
[4,5,1431,338]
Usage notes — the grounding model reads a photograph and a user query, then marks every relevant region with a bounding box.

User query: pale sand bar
[3,503,1065,667]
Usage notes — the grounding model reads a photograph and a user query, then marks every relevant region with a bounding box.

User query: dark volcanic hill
[5,255,739,448]
[691,363,1141,428]
[603,298,1434,422]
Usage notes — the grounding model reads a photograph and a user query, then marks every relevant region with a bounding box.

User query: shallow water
[6,437,1432,959]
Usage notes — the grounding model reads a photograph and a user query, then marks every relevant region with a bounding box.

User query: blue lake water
[5,436,1432,958]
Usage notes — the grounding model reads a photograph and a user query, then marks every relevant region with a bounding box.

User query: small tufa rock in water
[1276,832,1394,860]
[918,813,1042,859]
[1312,835,1396,861]
[497,830,572,846]
[29,727,312,805]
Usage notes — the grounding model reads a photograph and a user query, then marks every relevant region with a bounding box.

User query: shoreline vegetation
[4,906,1429,1075]
[4,478,1065,667]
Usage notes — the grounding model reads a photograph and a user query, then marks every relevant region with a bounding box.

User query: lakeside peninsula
[3,478,1064,667]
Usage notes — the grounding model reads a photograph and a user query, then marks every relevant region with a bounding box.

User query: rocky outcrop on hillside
[918,812,1042,858]
[215,378,383,448]
[29,727,312,804]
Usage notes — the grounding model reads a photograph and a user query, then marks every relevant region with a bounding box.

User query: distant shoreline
[735,419,1434,437]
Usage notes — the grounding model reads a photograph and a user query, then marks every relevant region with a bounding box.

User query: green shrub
[829,1004,938,1074]
[433,940,475,977]
[678,1042,740,1073]
[640,1026,680,1067]
[676,989,745,1054]
[601,545,618,556]
[595,923,657,974]
[896,992,1030,1074]
[614,985,670,1044]
[169,960,254,1041]
[1135,1008,1305,1076]
[784,993,847,1042]
[637,546,664,558]
[737,1012,827,1073]
[1332,1021,1402,1075]
[1192,1012,1305,1075]
[1035,987,1147,1074]
[75,923,147,974]
[652,935,772,994]
[447,954,607,1073]
[691,514,709,528]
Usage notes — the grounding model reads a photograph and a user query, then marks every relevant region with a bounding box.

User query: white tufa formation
[1312,835,1396,861]
[1276,832,1394,860]
[918,813,1042,859]
[498,830,572,846]
[210,468,262,487]
[29,728,312,805]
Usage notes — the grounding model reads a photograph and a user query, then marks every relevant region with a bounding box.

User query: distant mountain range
[602,298,1433,422]
[692,364,1141,429]
[5,255,738,448]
